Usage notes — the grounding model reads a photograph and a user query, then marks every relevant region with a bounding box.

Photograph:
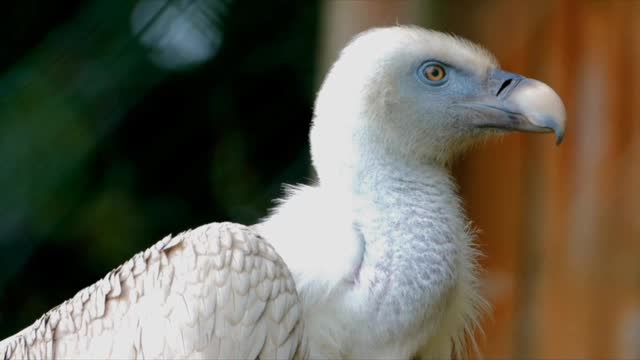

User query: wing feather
[0,222,307,359]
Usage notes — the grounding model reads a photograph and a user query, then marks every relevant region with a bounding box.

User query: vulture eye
[418,61,448,85]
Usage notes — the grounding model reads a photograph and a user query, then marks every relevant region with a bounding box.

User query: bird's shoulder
[1,222,307,360]
[258,185,365,303]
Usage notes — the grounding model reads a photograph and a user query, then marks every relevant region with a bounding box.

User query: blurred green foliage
[0,0,318,337]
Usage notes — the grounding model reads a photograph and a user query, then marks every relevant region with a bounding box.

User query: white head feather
[311,26,498,188]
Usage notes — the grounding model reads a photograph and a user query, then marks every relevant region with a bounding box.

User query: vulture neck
[310,134,472,349]
[317,132,467,296]
[260,122,476,357]
[317,125,460,206]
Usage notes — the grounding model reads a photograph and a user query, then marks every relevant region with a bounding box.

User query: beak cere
[461,70,567,145]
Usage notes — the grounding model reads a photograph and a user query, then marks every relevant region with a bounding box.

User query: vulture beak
[458,70,566,144]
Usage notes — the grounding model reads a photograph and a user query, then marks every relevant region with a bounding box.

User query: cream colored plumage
[0,26,565,360]
[0,223,306,359]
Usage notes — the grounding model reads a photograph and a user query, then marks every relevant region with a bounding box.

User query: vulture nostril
[496,78,513,96]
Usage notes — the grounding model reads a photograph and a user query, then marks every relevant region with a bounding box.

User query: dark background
[0,0,317,338]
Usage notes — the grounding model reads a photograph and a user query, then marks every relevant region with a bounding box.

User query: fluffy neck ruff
[318,122,486,358]
[261,112,486,358]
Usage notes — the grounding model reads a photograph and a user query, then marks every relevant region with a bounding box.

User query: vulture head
[310,26,565,183]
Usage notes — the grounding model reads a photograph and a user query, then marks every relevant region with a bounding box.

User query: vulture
[0,26,565,359]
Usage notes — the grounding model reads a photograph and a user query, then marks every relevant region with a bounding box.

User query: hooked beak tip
[555,131,564,145]
[531,114,565,145]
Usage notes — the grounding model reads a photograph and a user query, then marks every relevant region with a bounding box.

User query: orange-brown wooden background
[320,1,640,358]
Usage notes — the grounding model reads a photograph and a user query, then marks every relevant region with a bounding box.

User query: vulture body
[0,26,565,359]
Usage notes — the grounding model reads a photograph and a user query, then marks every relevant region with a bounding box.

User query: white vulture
[0,26,565,359]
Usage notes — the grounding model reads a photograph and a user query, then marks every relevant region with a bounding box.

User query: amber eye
[417,61,449,86]
[423,64,446,82]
